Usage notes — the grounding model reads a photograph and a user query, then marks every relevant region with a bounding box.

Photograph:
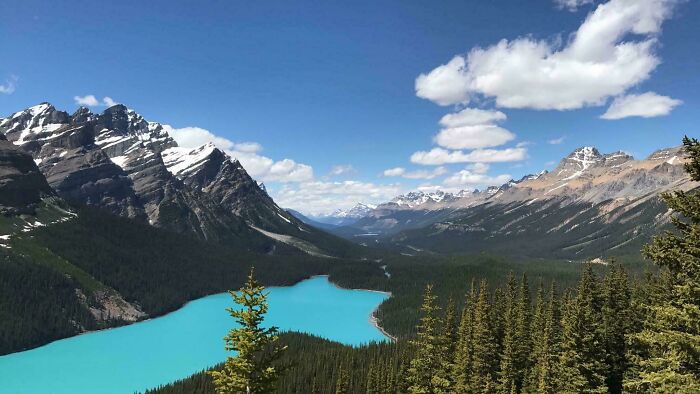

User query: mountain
[324,145,693,259]
[309,202,377,226]
[332,173,546,238]
[0,132,55,214]
[386,146,694,258]
[0,103,356,257]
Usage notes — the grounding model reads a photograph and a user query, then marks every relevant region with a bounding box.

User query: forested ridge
[149,137,700,393]
[144,264,653,393]
[0,207,380,355]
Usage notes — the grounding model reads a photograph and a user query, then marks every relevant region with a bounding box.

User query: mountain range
[305,145,695,259]
[0,103,355,258]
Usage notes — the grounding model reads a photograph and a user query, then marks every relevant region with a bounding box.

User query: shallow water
[0,276,389,394]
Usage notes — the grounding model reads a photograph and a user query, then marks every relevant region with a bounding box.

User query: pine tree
[438,298,458,393]
[601,261,630,394]
[208,268,287,394]
[453,280,477,393]
[499,272,519,393]
[407,284,446,393]
[470,280,498,393]
[335,364,350,394]
[535,282,561,394]
[558,265,607,393]
[367,361,379,394]
[625,136,700,392]
[514,274,532,391]
[524,281,546,392]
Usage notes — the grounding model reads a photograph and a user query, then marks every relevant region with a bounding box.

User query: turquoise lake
[0,276,389,394]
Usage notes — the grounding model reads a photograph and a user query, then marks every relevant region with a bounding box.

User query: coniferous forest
[148,137,700,393]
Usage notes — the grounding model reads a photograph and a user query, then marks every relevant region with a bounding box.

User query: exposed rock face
[0,133,55,214]
[0,103,316,251]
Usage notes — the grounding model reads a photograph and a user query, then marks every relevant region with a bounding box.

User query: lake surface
[0,276,389,394]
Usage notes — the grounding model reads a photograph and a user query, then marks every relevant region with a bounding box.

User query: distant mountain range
[309,145,695,259]
[0,103,355,258]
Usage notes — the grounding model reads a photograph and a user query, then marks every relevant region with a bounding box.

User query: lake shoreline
[2,273,393,357]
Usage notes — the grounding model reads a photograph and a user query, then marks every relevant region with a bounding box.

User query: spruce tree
[470,280,498,393]
[601,262,630,394]
[438,298,458,392]
[535,282,561,394]
[335,364,350,394]
[367,361,379,394]
[558,265,607,394]
[625,136,700,392]
[514,274,532,391]
[499,273,519,393]
[453,280,477,393]
[407,284,446,393]
[208,268,287,394]
[524,281,546,392]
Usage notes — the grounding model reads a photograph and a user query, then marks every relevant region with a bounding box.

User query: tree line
[149,136,700,393]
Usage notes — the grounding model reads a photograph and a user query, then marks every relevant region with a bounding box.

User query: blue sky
[0,0,698,214]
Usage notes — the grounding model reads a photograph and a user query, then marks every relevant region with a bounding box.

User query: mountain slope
[387,146,693,258]
[0,103,357,257]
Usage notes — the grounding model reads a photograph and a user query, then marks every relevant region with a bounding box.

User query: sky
[0,0,698,215]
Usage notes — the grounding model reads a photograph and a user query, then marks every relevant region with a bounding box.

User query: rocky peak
[0,133,56,214]
[71,107,95,124]
[647,146,685,163]
[553,146,603,180]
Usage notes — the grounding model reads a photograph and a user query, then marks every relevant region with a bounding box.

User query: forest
[149,138,700,393]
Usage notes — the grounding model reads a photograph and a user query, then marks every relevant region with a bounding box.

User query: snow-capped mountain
[386,145,695,258]
[0,103,346,256]
[334,203,377,218]
[326,144,694,260]
[309,202,377,226]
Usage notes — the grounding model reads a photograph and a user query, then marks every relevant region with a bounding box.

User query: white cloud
[74,95,120,107]
[555,0,595,12]
[0,75,18,94]
[415,0,679,110]
[411,147,527,165]
[601,91,682,119]
[467,162,490,174]
[329,164,356,176]
[273,180,402,216]
[383,166,448,180]
[102,97,117,107]
[415,57,471,106]
[74,95,100,106]
[164,125,313,183]
[548,136,566,144]
[439,108,507,128]
[435,124,516,150]
[383,167,406,177]
[443,169,512,189]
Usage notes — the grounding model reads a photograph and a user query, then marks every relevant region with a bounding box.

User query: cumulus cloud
[415,0,679,110]
[601,92,682,119]
[411,147,527,165]
[443,169,512,188]
[383,167,406,177]
[435,124,516,150]
[74,95,119,107]
[0,75,18,94]
[466,162,490,174]
[415,57,471,106]
[555,0,595,12]
[102,97,117,107]
[329,164,356,177]
[164,125,313,183]
[548,136,566,145]
[383,166,448,180]
[439,108,507,128]
[274,180,402,216]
